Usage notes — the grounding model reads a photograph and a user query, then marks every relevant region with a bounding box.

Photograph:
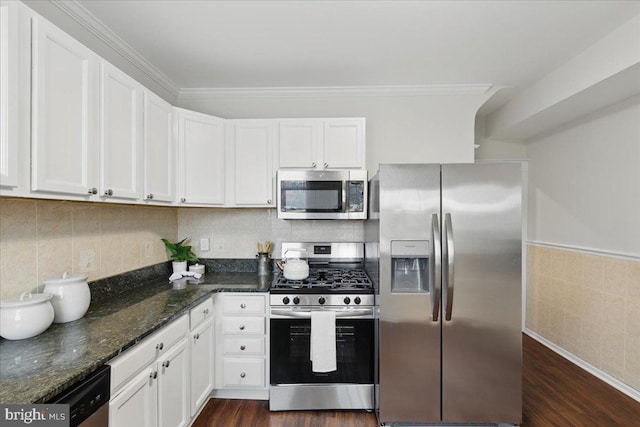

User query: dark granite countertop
[0,265,271,404]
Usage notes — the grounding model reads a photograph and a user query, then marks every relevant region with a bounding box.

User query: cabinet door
[109,367,158,427]
[321,118,365,169]
[277,120,319,169]
[100,61,143,200]
[176,108,225,205]
[143,91,174,203]
[0,1,18,188]
[158,338,190,427]
[190,319,214,416]
[31,16,98,196]
[231,120,274,206]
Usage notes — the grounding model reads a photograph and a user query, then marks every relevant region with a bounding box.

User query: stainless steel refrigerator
[367,163,522,425]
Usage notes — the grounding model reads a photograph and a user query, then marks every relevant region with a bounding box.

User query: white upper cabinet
[143,91,174,203]
[277,120,318,169]
[176,108,225,205]
[31,16,99,196]
[276,118,365,170]
[322,118,365,169]
[100,61,143,200]
[0,1,18,188]
[227,120,275,207]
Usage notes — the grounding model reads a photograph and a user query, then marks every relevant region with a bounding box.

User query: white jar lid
[0,293,52,308]
[43,272,88,285]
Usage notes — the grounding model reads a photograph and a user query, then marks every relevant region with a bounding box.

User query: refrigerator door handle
[444,212,455,321]
[431,213,441,321]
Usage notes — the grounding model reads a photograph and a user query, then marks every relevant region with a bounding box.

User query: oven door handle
[270,308,374,319]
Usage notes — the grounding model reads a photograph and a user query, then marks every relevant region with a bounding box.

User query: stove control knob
[293,297,300,305]
[318,297,326,305]
[344,297,351,305]
[283,297,290,305]
[354,297,361,305]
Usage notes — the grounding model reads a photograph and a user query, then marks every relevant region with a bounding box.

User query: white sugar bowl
[43,272,91,323]
[0,293,55,340]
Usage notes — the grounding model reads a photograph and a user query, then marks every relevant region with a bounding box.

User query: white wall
[526,99,640,256]
[178,93,489,174]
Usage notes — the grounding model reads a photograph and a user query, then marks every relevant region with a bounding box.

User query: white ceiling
[69,0,639,98]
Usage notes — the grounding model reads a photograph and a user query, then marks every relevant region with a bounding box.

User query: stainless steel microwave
[276,169,368,219]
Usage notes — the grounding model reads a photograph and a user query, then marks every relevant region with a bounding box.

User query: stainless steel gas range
[269,242,374,411]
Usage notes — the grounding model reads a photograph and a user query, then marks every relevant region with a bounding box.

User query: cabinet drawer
[109,314,188,393]
[223,336,265,356]
[222,358,265,388]
[222,316,264,335]
[190,298,213,330]
[221,295,265,314]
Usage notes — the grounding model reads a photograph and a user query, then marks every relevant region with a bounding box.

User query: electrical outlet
[79,249,95,272]
[213,238,225,252]
[144,242,154,259]
[200,238,210,252]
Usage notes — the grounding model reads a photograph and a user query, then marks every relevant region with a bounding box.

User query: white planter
[172,261,187,273]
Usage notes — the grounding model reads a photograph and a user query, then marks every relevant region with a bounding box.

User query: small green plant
[161,238,199,262]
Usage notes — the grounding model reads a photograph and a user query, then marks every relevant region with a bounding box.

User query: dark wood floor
[192,334,640,427]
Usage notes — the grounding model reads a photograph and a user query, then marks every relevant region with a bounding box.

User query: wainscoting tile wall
[526,244,640,392]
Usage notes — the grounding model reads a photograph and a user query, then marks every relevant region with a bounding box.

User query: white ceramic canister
[0,293,55,340]
[43,272,91,323]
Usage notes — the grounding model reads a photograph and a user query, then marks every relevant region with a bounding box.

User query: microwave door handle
[431,213,441,322]
[342,180,347,213]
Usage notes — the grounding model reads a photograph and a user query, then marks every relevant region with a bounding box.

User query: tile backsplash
[177,207,365,259]
[526,244,640,392]
[0,198,177,299]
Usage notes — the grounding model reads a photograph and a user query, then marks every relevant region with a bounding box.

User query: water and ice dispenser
[391,240,430,293]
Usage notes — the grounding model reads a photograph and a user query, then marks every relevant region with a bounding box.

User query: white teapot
[277,249,309,280]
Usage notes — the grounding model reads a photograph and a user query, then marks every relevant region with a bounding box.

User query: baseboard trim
[211,388,269,400]
[524,329,640,403]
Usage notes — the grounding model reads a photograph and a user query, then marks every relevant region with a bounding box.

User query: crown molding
[50,0,179,97]
[178,84,493,99]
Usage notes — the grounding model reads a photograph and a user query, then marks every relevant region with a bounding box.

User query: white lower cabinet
[189,299,215,416]
[213,293,269,399]
[108,315,190,427]
[109,366,158,427]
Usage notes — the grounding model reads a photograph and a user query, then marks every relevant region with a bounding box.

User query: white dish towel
[310,311,337,373]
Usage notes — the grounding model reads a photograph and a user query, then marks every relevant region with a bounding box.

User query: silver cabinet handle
[194,333,200,340]
[240,303,246,309]
[444,213,455,321]
[311,162,317,168]
[239,325,245,330]
[431,213,441,322]
[156,343,164,351]
[267,199,272,205]
[239,372,246,378]
[104,189,113,196]
[203,308,209,315]
[180,197,186,203]
[162,360,170,368]
[88,188,98,195]
[240,345,246,351]
[323,162,328,168]
[149,371,157,379]
[146,193,154,200]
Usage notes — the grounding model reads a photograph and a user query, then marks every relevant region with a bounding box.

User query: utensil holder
[256,252,272,276]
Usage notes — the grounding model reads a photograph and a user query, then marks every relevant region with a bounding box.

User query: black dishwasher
[48,365,110,427]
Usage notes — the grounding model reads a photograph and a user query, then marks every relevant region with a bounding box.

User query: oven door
[270,307,374,385]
